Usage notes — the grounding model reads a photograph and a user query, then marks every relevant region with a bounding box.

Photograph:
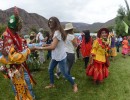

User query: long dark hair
[83,30,91,43]
[48,17,66,41]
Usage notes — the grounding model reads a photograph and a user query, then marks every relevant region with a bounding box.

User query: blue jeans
[11,71,35,99]
[49,58,75,85]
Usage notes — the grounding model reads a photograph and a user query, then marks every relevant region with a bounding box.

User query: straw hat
[64,23,74,31]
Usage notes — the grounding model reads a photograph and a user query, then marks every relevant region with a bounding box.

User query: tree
[107,26,114,32]
[115,0,130,35]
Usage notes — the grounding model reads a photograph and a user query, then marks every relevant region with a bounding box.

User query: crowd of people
[0,7,130,100]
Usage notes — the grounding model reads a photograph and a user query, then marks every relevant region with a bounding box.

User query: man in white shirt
[36,28,46,63]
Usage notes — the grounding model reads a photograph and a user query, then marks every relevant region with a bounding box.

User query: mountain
[0,7,49,34]
[62,18,115,32]
[0,7,115,34]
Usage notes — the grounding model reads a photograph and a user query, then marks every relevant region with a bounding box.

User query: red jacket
[80,36,92,57]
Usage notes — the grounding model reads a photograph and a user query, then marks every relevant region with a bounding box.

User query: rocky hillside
[62,18,115,32]
[0,7,49,34]
[0,7,115,34]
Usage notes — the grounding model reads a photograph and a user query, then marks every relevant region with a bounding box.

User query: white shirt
[119,37,123,42]
[65,34,75,53]
[36,32,45,46]
[51,30,67,61]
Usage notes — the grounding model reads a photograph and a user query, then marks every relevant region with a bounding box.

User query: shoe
[54,73,60,79]
[72,77,75,80]
[45,84,55,89]
[73,84,78,93]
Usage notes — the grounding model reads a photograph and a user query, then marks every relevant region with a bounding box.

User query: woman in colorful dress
[86,28,110,84]
[122,36,128,58]
[0,7,36,100]
[109,33,117,61]
[80,30,92,69]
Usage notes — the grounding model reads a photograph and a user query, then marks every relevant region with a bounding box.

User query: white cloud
[0,0,129,24]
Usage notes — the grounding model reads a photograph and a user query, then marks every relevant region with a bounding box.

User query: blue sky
[0,0,129,24]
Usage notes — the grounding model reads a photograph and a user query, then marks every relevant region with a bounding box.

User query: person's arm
[36,37,58,50]
[42,36,48,42]
[72,37,78,47]
[0,36,30,64]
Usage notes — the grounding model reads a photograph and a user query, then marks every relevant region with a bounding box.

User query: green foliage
[115,17,126,36]
[117,6,126,20]
[27,52,43,71]
[115,0,130,35]
[107,26,114,32]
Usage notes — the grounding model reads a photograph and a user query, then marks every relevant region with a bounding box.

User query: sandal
[45,84,55,89]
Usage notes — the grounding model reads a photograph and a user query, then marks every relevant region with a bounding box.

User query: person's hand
[42,44,47,47]
[30,47,36,51]
[35,47,44,50]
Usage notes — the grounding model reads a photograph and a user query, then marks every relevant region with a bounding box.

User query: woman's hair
[48,17,66,41]
[45,31,50,41]
[83,30,91,43]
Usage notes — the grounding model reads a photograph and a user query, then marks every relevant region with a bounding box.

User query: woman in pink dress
[122,37,128,58]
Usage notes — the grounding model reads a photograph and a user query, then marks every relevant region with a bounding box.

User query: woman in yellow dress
[86,28,110,84]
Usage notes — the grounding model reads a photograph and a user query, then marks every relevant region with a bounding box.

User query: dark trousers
[47,50,51,60]
[84,57,90,69]
[67,53,75,75]
[116,46,120,52]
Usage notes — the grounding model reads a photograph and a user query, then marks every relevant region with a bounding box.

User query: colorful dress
[122,40,128,55]
[86,38,109,82]
[0,28,36,100]
[110,37,117,57]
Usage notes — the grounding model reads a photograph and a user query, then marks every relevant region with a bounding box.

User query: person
[119,36,123,46]
[0,7,36,100]
[36,28,46,63]
[109,33,117,61]
[80,30,92,69]
[64,23,77,78]
[29,32,39,60]
[115,36,120,52]
[30,31,37,44]
[122,36,128,58]
[86,28,110,84]
[46,31,52,60]
[37,17,78,92]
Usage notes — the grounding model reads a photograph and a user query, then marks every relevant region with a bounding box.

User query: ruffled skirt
[86,60,109,82]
